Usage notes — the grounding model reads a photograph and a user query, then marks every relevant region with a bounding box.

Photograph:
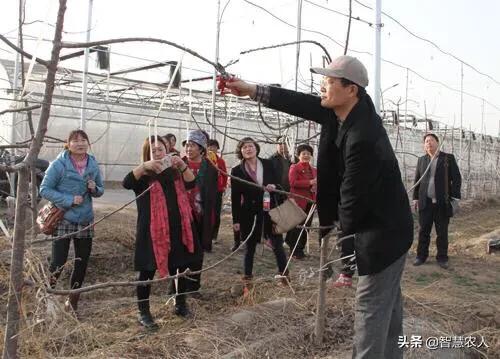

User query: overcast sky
[1,0,499,136]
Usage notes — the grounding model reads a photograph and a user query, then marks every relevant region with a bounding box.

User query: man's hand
[224,79,257,98]
[412,200,418,212]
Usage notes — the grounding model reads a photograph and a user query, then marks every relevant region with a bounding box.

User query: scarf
[244,159,263,185]
[149,175,194,278]
[70,154,88,176]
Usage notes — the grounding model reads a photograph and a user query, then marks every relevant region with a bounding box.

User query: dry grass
[0,198,498,358]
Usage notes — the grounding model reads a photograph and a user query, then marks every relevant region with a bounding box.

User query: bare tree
[2,0,68,357]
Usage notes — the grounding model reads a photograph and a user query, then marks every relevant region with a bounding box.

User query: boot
[138,300,159,331]
[64,293,80,312]
[174,295,190,318]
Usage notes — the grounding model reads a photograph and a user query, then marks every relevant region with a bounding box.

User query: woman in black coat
[180,129,218,299]
[123,136,202,329]
[231,137,288,283]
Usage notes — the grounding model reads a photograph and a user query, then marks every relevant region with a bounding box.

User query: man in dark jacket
[225,55,413,359]
[268,136,292,192]
[412,133,462,269]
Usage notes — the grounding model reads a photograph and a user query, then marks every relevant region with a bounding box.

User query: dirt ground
[0,196,498,358]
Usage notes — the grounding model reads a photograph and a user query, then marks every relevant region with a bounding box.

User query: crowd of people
[40,54,462,358]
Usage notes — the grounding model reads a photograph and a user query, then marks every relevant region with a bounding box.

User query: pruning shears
[216,74,240,96]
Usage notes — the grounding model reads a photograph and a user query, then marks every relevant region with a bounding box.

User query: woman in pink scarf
[123,136,202,330]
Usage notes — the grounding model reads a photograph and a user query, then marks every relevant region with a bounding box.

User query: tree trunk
[2,167,29,359]
[2,0,67,357]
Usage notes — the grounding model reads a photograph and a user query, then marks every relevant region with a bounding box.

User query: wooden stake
[314,233,328,345]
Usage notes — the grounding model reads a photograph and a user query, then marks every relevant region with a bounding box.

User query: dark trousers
[417,199,450,262]
[49,237,92,289]
[137,266,189,312]
[188,256,203,292]
[244,234,287,276]
[212,191,224,240]
[285,203,313,255]
[340,235,356,276]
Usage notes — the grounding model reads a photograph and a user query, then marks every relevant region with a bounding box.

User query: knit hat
[182,129,207,149]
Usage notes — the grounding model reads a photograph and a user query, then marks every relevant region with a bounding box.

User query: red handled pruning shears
[216,74,240,96]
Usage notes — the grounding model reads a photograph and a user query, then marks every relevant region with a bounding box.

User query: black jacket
[122,168,202,272]
[268,152,292,192]
[182,157,219,252]
[231,158,283,243]
[412,152,462,212]
[265,86,413,275]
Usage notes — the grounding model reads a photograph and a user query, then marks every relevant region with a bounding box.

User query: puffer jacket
[40,150,104,223]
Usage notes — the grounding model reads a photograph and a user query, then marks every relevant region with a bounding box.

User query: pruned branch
[0,144,29,150]
[44,216,258,295]
[206,151,315,204]
[258,103,306,131]
[0,34,49,67]
[61,37,227,75]
[0,162,27,173]
[240,40,332,63]
[0,104,41,116]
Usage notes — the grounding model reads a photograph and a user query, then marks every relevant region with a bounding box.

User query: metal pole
[210,0,221,140]
[11,54,20,147]
[373,0,382,114]
[294,0,302,92]
[308,52,313,140]
[80,0,93,131]
[459,62,464,166]
[314,234,329,344]
[294,0,303,145]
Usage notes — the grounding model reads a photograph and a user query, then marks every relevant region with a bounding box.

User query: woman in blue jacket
[40,129,104,313]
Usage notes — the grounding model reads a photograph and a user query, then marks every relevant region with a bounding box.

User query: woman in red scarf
[123,136,202,330]
[181,130,218,298]
[285,144,317,259]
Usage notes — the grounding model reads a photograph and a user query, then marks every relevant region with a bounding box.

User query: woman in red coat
[285,144,317,259]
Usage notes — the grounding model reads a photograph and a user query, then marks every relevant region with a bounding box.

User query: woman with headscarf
[182,129,218,296]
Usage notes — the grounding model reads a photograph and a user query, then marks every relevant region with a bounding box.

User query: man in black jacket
[225,55,413,359]
[268,136,292,192]
[412,133,462,269]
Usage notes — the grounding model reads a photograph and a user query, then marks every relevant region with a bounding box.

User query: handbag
[444,155,459,217]
[269,198,307,234]
[37,202,65,235]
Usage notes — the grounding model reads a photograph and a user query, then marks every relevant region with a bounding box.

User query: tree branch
[240,40,332,63]
[0,34,49,67]
[0,104,41,116]
[44,216,258,295]
[61,38,227,75]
